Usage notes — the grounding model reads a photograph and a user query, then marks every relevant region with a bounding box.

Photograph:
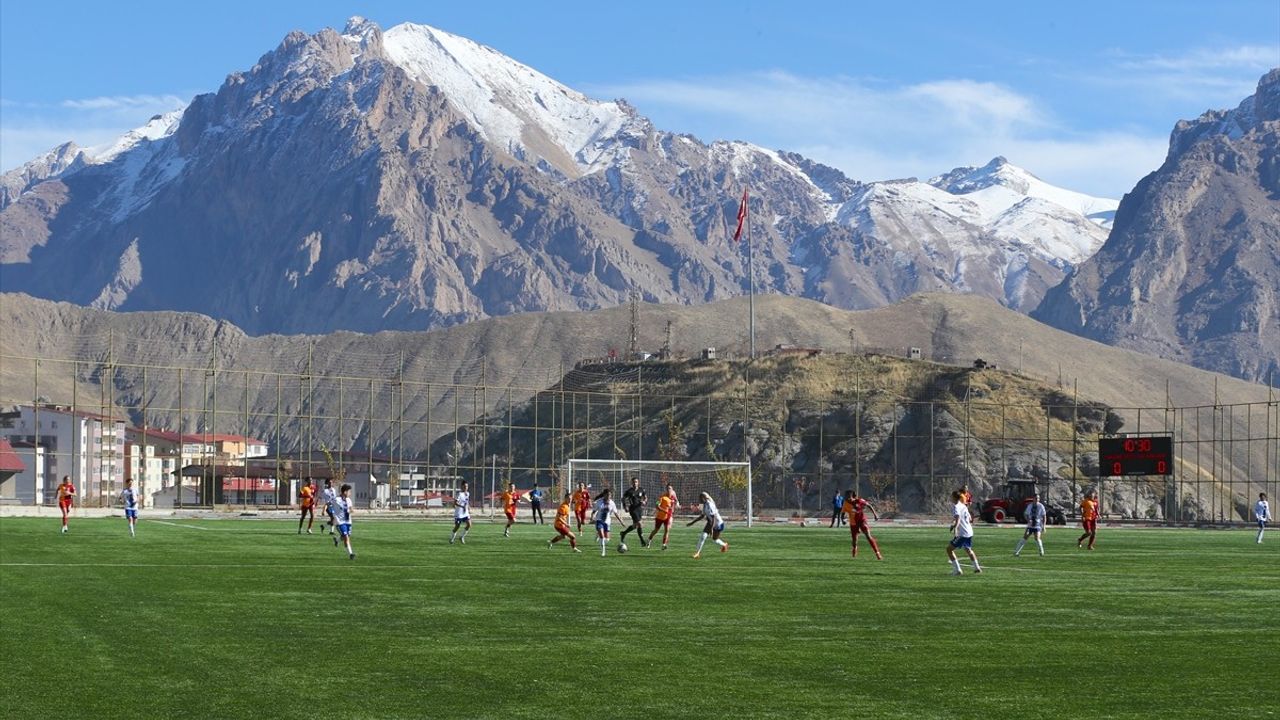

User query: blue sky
[2,0,1276,197]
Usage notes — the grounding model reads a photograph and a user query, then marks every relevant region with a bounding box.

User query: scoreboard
[1098,436,1173,477]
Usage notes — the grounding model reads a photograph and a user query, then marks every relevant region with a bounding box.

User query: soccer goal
[562,459,754,526]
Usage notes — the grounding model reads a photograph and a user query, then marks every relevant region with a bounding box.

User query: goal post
[563,459,754,527]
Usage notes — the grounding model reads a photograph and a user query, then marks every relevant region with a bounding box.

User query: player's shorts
[949,535,974,549]
[125,508,138,520]
[555,522,571,536]
[704,519,724,534]
[325,505,335,517]
[653,515,671,527]
[595,520,611,534]
[850,516,869,531]
[628,508,643,524]
[338,522,352,536]
[1024,525,1043,535]
[1082,518,1097,532]
[58,499,72,510]
[504,510,516,521]
[300,504,314,514]
[575,508,588,520]
[454,515,470,525]
[1259,519,1267,529]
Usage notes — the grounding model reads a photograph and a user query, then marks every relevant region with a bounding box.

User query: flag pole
[746,191,755,359]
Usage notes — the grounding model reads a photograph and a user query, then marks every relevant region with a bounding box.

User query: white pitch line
[147,520,214,531]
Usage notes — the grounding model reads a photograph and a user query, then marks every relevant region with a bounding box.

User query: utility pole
[662,320,673,360]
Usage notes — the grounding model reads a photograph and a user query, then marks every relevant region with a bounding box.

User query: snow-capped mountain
[1,17,1117,332]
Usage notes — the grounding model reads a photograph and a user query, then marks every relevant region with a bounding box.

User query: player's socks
[696,532,708,554]
[1014,538,1026,555]
[1036,539,1044,555]
[449,531,457,544]
[971,559,982,572]
[950,557,962,574]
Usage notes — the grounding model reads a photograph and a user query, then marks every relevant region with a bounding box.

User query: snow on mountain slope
[382,21,642,177]
[929,156,1118,224]
[84,109,185,163]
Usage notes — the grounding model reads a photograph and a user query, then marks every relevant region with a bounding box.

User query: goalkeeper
[619,477,650,548]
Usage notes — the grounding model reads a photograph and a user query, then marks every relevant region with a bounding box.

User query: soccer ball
[618,543,629,554]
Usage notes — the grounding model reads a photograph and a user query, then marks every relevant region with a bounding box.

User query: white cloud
[60,94,187,111]
[601,72,1164,197]
[1091,44,1279,104]
[1118,45,1278,72]
[1,94,186,172]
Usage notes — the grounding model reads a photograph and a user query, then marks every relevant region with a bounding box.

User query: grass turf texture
[1,518,1276,719]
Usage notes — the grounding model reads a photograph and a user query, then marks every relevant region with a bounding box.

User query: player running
[502,482,520,538]
[121,478,140,538]
[1014,493,1046,557]
[1256,493,1271,544]
[686,491,729,558]
[592,488,625,556]
[298,480,317,534]
[1077,490,1099,550]
[320,479,338,534]
[842,489,882,560]
[647,484,679,550]
[56,475,75,534]
[618,477,649,548]
[573,484,592,532]
[548,492,581,552]
[946,490,982,575]
[450,481,472,544]
[331,483,355,560]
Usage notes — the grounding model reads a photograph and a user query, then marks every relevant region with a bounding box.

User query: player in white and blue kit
[686,491,729,558]
[449,481,472,544]
[592,488,624,556]
[331,483,355,560]
[121,478,140,537]
[1014,493,1046,557]
[321,479,338,534]
[946,490,982,575]
[1256,493,1270,544]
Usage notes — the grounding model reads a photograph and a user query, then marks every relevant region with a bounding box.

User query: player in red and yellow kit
[1077,490,1100,550]
[646,484,679,550]
[56,476,75,534]
[298,480,317,534]
[502,483,520,538]
[548,493,580,552]
[573,484,592,532]
[842,489,883,560]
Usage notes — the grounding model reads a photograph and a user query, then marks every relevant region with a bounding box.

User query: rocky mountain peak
[1034,69,1280,383]
[1170,67,1280,158]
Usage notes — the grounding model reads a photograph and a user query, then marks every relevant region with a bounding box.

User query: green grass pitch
[1,516,1276,719]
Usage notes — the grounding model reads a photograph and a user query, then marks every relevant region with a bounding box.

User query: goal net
[562,459,754,526]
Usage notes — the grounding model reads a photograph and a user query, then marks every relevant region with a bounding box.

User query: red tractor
[981,479,1066,525]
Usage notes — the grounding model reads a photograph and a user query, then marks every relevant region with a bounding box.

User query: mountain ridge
[2,17,1117,334]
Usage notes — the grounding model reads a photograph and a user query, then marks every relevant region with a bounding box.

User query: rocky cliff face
[1,18,1115,334]
[1035,70,1280,383]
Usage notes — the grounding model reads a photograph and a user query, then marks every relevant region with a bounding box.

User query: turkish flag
[732,189,748,242]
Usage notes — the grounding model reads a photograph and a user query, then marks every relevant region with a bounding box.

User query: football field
[1,517,1276,719]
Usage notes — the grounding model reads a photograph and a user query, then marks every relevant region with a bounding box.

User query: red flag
[732,189,748,242]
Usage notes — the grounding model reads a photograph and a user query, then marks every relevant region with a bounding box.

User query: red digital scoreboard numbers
[1098,436,1173,477]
